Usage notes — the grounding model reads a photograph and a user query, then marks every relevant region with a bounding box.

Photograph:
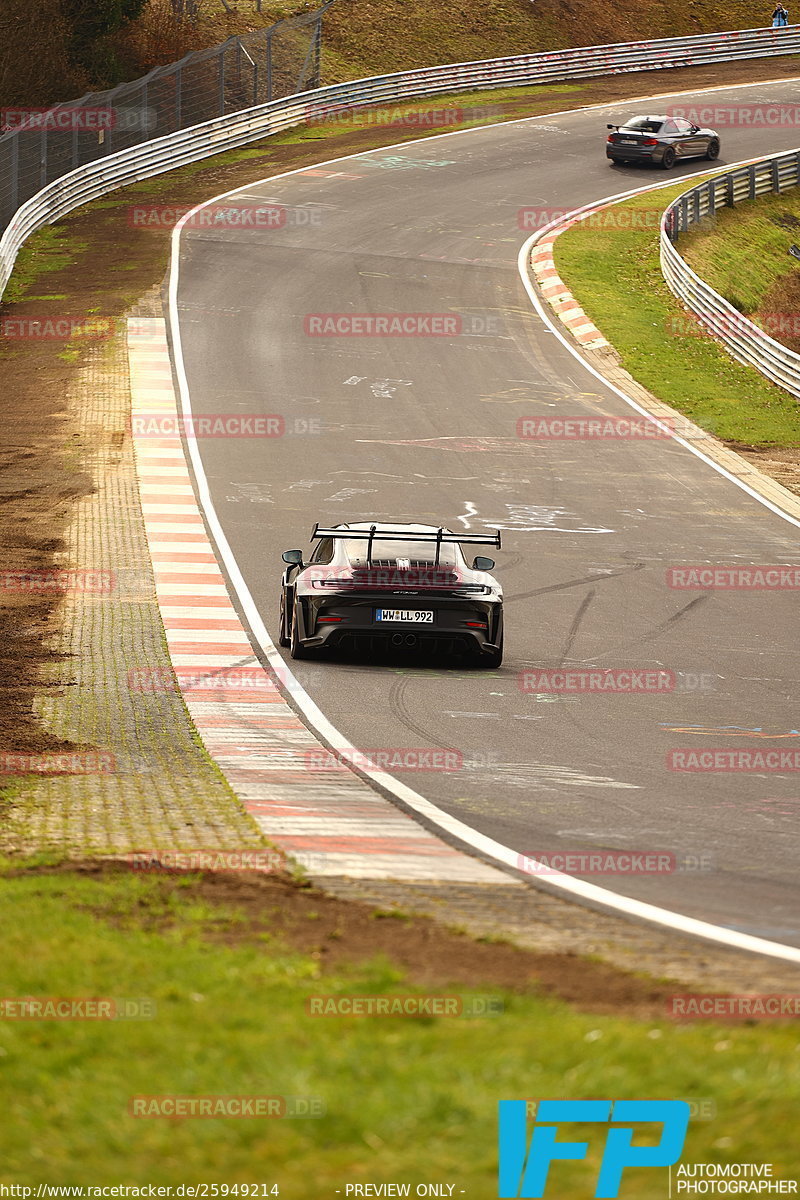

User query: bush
[0,0,84,106]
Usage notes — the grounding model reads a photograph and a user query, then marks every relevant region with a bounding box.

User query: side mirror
[473,556,495,571]
[282,549,303,565]
[690,124,700,133]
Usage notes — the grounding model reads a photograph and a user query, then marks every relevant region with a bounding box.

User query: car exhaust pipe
[404,634,417,648]
[391,633,405,647]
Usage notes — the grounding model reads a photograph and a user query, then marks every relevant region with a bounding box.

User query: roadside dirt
[2,55,799,753]
[8,859,687,1018]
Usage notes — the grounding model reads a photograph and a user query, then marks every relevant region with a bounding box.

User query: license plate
[376,609,433,624]
[620,138,638,144]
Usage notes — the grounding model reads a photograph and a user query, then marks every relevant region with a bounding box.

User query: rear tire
[278,589,290,647]
[705,138,720,161]
[290,607,310,660]
[661,147,676,170]
[477,634,503,669]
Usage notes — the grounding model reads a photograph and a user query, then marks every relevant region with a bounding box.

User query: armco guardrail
[661,150,800,399]
[4,24,800,303]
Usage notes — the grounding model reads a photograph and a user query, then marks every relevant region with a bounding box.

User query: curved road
[171,77,800,947]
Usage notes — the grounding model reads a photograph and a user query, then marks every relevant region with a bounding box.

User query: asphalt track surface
[172,77,800,948]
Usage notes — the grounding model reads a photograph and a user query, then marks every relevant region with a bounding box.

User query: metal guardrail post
[176,66,183,130]
[10,134,18,214]
[772,157,781,192]
[218,49,226,116]
[267,33,273,103]
[311,18,322,90]
[141,82,149,146]
[296,25,321,92]
[40,130,48,190]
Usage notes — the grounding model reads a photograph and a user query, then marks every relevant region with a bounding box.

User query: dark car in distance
[279,522,504,667]
[606,115,720,169]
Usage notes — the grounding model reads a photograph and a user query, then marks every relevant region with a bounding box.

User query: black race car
[279,522,504,667]
[606,115,720,169]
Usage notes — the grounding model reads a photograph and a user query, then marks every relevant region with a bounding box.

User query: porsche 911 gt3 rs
[279,522,504,667]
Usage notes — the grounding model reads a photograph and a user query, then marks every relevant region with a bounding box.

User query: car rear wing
[310,524,501,566]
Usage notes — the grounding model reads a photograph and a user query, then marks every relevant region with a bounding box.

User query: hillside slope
[113,0,800,96]
[319,0,779,81]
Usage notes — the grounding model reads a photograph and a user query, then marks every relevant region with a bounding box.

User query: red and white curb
[530,226,611,351]
[127,316,511,885]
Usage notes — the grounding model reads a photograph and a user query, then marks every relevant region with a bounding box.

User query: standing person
[772,4,789,26]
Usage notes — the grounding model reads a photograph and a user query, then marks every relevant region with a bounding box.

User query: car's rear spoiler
[310,524,501,566]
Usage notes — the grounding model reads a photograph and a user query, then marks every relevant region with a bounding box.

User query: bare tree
[169,0,206,20]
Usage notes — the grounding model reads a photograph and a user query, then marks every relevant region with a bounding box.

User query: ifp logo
[498,1099,690,1197]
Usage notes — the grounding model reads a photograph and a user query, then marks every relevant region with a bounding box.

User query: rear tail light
[311,572,352,589]
[317,615,343,623]
[642,137,659,146]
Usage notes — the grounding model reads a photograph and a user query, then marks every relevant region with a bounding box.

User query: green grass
[680,187,800,315]
[0,868,799,1190]
[2,225,87,306]
[553,182,800,446]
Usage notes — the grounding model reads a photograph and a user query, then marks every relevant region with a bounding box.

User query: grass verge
[0,865,799,1190]
[680,187,800,355]
[552,179,800,447]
